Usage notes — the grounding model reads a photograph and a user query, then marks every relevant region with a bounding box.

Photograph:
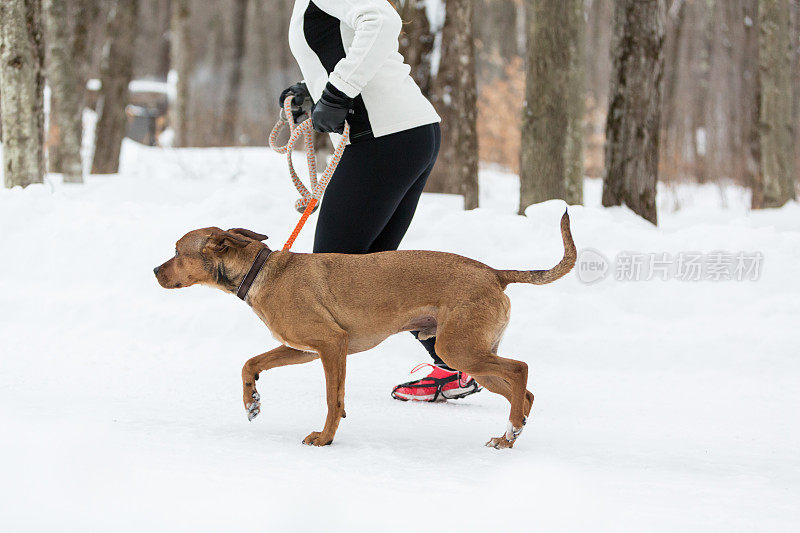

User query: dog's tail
[497,209,576,288]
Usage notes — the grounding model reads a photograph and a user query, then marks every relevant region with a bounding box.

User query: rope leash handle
[268,98,317,209]
[269,96,349,250]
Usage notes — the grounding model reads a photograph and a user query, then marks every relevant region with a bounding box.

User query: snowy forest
[1,0,798,220]
[1,1,799,531]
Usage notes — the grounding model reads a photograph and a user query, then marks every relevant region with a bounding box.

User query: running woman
[280,0,482,401]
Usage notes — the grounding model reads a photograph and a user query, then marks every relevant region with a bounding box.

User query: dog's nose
[153,266,160,276]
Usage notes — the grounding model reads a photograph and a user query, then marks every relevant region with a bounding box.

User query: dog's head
[154,228,268,291]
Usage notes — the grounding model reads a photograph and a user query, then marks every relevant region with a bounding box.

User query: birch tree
[92,0,139,174]
[427,0,479,210]
[0,0,45,188]
[601,0,666,225]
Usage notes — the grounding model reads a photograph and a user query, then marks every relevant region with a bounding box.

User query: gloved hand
[278,82,311,122]
[311,83,353,134]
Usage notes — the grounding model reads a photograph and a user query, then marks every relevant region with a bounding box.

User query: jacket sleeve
[311,0,403,98]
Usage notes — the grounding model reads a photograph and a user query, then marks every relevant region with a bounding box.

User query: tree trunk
[49,0,101,173]
[564,0,585,206]
[519,0,584,213]
[0,0,45,188]
[276,0,296,90]
[754,0,796,208]
[220,0,249,146]
[660,0,687,182]
[792,0,800,183]
[72,0,98,87]
[157,0,172,80]
[170,0,191,147]
[399,0,434,96]
[91,0,139,174]
[586,0,613,110]
[601,0,665,225]
[44,0,83,183]
[474,0,519,83]
[427,0,479,210]
[742,0,762,205]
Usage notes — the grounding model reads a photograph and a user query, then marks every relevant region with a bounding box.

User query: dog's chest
[254,308,318,354]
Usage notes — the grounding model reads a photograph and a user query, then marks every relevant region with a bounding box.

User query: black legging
[313,122,448,368]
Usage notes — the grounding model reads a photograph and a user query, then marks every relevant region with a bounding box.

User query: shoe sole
[442,384,483,400]
[391,384,483,402]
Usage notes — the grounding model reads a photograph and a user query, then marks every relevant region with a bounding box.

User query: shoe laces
[409,362,436,375]
[409,363,467,384]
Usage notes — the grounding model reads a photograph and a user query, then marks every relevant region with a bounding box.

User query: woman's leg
[313,125,435,254]
[313,124,458,374]
[361,125,449,368]
[364,167,452,368]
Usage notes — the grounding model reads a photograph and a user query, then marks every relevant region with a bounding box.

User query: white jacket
[288,0,440,142]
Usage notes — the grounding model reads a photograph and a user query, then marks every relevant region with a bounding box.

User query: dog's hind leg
[473,375,534,418]
[241,346,319,421]
[446,353,528,449]
[435,308,529,449]
[302,331,348,447]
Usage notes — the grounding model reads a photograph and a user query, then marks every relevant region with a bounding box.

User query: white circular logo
[576,248,609,284]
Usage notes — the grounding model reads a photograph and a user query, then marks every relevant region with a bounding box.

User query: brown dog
[154,212,575,448]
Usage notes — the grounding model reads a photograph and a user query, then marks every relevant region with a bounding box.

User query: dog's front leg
[302,334,348,447]
[242,345,319,421]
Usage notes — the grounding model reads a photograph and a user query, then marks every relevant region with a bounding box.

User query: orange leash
[269,97,350,250]
[282,198,317,250]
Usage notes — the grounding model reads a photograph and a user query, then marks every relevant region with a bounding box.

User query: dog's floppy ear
[205,230,251,253]
[228,228,268,242]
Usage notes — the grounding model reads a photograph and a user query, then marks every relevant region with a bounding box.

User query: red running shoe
[391,363,482,402]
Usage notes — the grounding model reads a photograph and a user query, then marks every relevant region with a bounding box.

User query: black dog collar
[236,247,272,300]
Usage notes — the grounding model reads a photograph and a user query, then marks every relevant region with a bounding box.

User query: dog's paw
[245,391,261,421]
[485,435,515,449]
[302,431,333,447]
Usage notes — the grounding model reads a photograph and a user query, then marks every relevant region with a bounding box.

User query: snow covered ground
[1,141,798,531]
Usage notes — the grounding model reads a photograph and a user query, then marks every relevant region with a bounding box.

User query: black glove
[278,82,311,122]
[311,83,353,134]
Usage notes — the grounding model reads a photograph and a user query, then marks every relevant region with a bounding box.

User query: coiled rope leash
[269,96,350,251]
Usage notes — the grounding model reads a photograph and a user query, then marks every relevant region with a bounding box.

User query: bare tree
[92,0,139,174]
[398,0,435,95]
[519,0,584,213]
[793,0,800,179]
[427,0,479,210]
[72,0,99,88]
[44,0,85,183]
[754,0,796,208]
[564,0,586,206]
[170,0,191,147]
[586,0,613,111]
[272,0,296,91]
[157,0,172,80]
[742,0,762,205]
[474,0,521,84]
[220,0,249,146]
[0,0,45,188]
[602,0,666,225]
